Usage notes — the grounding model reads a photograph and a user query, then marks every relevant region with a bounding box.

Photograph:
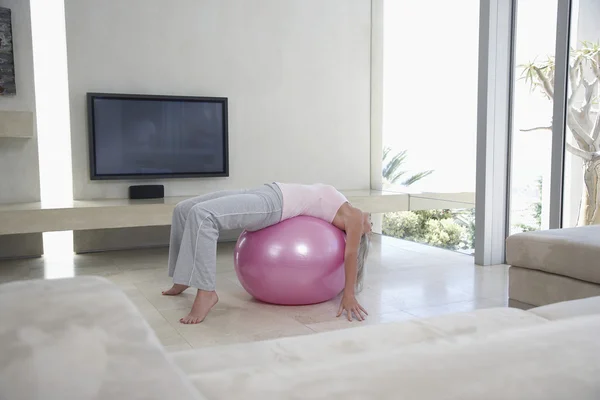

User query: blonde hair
[355,233,371,292]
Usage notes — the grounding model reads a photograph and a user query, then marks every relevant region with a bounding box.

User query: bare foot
[180,290,219,324]
[162,283,189,296]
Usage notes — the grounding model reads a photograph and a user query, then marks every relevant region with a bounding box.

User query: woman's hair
[355,233,371,292]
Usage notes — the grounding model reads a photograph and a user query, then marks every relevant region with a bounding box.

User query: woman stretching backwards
[163,182,372,324]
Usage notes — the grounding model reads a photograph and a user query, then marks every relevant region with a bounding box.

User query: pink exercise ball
[234,216,346,305]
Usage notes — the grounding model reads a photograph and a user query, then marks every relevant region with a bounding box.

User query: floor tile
[456,267,509,299]
[233,325,315,342]
[135,305,190,347]
[135,281,198,311]
[121,286,158,313]
[151,322,190,347]
[110,247,169,262]
[72,264,121,277]
[306,310,415,333]
[113,259,167,271]
[0,263,31,279]
[181,325,317,349]
[0,234,510,349]
[108,267,171,285]
[159,303,308,349]
[240,296,344,326]
[0,257,45,271]
[403,297,508,318]
[164,343,193,352]
[215,261,236,274]
[46,252,117,268]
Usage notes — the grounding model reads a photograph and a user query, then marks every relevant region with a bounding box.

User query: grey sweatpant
[168,184,283,290]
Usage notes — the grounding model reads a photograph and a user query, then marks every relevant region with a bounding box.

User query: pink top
[275,183,348,223]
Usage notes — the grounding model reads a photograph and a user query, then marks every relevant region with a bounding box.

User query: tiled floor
[0,234,508,350]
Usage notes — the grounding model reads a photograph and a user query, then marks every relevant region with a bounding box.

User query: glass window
[509,0,558,234]
[562,0,600,228]
[381,0,479,254]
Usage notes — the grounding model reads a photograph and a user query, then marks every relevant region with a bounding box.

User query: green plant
[382,211,421,239]
[454,208,476,250]
[422,218,465,249]
[514,223,537,233]
[383,209,467,250]
[382,146,433,186]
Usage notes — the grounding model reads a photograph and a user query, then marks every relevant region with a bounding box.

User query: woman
[163,182,372,324]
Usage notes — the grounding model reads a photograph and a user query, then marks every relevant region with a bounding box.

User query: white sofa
[507,225,600,308]
[1,276,600,399]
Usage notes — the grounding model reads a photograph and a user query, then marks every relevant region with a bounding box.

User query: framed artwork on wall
[0,7,16,95]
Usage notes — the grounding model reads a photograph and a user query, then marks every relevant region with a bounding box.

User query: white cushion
[0,277,203,400]
[171,307,546,377]
[530,296,600,320]
[176,314,600,400]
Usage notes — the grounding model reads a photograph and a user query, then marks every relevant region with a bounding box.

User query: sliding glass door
[381,0,480,254]
[562,0,600,228]
[375,0,593,263]
[509,0,599,233]
[509,0,558,234]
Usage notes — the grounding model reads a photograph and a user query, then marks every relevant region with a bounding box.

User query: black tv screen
[87,93,228,180]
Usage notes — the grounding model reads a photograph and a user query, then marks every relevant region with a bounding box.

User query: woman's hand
[337,292,368,321]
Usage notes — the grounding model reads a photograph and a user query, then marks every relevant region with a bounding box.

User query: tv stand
[0,190,412,235]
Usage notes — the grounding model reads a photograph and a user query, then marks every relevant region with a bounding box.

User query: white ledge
[0,110,34,138]
[0,190,410,235]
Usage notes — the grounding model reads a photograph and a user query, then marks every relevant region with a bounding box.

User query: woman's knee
[178,196,203,212]
[173,200,195,224]
[190,205,217,226]
[174,201,186,218]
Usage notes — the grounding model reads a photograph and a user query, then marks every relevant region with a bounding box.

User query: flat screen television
[87,93,229,180]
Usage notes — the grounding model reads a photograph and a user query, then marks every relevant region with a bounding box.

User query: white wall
[0,0,43,258]
[0,0,40,204]
[64,0,372,200]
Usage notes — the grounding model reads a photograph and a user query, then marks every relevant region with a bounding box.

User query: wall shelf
[0,190,411,235]
[0,110,34,138]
